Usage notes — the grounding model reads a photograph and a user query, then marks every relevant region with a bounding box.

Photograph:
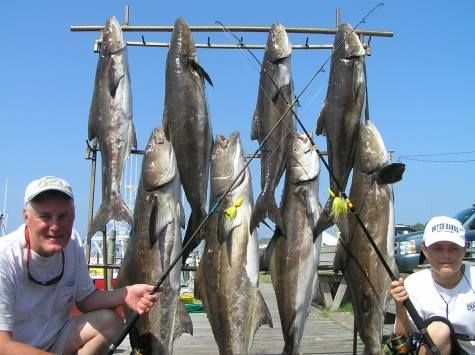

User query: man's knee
[93,309,123,339]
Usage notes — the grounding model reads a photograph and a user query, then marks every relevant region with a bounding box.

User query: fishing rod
[218,3,440,354]
[107,4,437,354]
[106,46,319,354]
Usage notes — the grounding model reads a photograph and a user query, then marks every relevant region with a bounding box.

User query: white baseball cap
[423,216,465,247]
[24,176,74,205]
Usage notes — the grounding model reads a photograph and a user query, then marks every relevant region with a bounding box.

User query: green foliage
[410,223,425,231]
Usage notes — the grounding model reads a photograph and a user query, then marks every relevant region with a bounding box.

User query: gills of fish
[162,17,213,264]
[116,128,192,355]
[335,120,405,355]
[87,16,136,238]
[314,23,366,238]
[195,132,273,355]
[250,22,296,235]
[267,133,321,355]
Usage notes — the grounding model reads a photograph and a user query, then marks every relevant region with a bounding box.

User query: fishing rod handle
[106,311,139,355]
[403,299,440,355]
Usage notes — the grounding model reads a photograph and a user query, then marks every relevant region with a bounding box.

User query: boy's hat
[423,216,465,247]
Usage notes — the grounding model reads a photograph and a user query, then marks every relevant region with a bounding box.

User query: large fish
[116,128,192,355]
[87,16,136,238]
[334,120,404,354]
[250,23,296,234]
[163,17,213,264]
[314,23,366,237]
[195,132,273,354]
[267,133,321,355]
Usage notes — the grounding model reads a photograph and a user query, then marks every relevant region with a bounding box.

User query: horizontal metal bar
[88,263,122,269]
[70,24,393,37]
[126,41,334,50]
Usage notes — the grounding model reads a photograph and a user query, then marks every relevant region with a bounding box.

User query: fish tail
[312,198,335,242]
[255,289,273,330]
[88,194,133,238]
[181,210,206,265]
[174,300,193,338]
[250,193,285,234]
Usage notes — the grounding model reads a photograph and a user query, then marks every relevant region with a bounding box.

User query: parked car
[395,224,418,236]
[394,206,475,273]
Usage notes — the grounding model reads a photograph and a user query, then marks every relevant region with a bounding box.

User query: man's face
[422,241,466,277]
[23,195,75,257]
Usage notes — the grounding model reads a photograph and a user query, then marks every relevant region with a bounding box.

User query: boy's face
[422,241,466,278]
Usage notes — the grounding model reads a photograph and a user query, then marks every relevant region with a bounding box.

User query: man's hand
[124,284,160,315]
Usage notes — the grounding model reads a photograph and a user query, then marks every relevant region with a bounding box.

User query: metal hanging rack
[73,5,396,354]
[71,7,393,53]
[73,6,392,288]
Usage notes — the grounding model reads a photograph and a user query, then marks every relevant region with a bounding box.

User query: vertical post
[102,229,108,290]
[124,5,129,26]
[85,142,97,264]
[107,229,116,290]
[336,8,341,28]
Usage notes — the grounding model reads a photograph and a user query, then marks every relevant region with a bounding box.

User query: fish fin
[129,120,137,149]
[179,203,186,229]
[87,115,97,141]
[333,240,348,273]
[298,188,318,227]
[194,260,205,301]
[88,194,133,238]
[254,289,273,330]
[219,197,244,243]
[190,57,213,87]
[312,198,334,242]
[263,232,280,271]
[376,163,405,185]
[173,300,193,339]
[269,61,291,102]
[149,197,173,248]
[128,325,143,354]
[250,193,285,235]
[162,112,170,140]
[315,104,327,136]
[181,210,206,265]
[250,112,261,141]
[108,56,125,97]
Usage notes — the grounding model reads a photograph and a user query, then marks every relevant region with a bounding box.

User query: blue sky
[1,1,474,239]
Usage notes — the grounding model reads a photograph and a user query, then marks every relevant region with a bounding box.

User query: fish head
[287,133,320,183]
[101,16,126,55]
[266,23,292,62]
[170,17,196,57]
[142,127,178,191]
[210,131,246,197]
[333,23,365,60]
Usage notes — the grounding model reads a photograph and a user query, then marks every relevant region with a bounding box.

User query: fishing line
[108,4,438,353]
[217,4,439,353]
[110,23,312,352]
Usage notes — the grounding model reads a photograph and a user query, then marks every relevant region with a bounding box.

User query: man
[0,176,159,354]
[391,216,475,354]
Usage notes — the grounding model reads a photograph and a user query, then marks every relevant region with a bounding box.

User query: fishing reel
[386,333,412,355]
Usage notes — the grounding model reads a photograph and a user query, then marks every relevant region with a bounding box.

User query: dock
[115,281,395,354]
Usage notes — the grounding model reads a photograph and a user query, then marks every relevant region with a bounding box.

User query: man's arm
[390,278,417,335]
[0,331,54,355]
[76,284,158,315]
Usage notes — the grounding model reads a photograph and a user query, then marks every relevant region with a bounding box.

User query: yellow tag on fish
[224,196,244,220]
